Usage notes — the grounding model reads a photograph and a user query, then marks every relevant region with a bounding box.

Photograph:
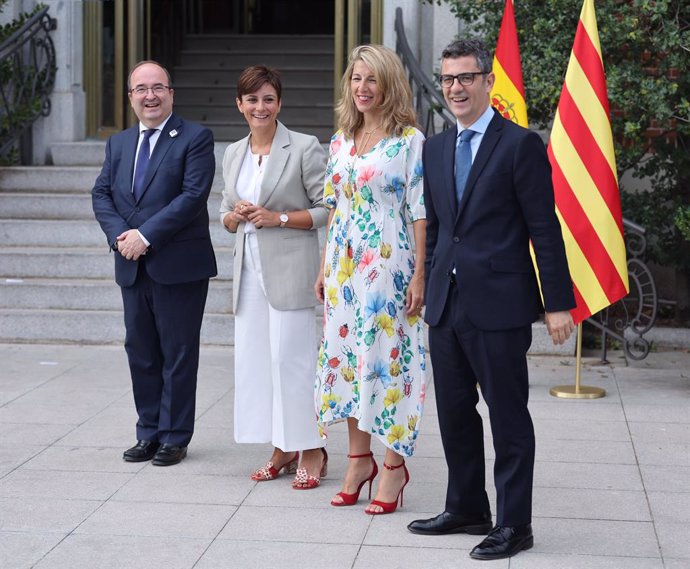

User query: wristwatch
[279,213,289,227]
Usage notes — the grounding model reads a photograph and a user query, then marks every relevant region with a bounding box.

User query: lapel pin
[169,129,178,138]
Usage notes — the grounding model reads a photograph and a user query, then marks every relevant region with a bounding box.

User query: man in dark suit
[407,40,575,560]
[92,61,216,466]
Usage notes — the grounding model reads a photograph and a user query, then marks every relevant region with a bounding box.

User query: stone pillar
[382,0,458,77]
[423,3,458,76]
[30,0,86,164]
[0,0,28,24]
[383,0,421,55]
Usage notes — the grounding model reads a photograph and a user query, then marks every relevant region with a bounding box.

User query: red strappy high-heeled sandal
[331,451,379,506]
[365,459,409,515]
[292,448,328,490]
[250,451,299,481]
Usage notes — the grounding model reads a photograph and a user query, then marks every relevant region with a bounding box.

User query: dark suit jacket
[423,109,575,330]
[92,113,217,287]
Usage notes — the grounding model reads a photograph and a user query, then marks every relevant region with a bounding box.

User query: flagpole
[550,323,606,399]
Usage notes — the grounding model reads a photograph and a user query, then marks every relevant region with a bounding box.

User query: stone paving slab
[354,545,509,568]
[510,555,664,569]
[33,535,212,569]
[196,541,359,569]
[0,343,688,568]
[638,464,690,493]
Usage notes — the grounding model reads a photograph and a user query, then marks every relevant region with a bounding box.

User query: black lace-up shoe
[122,440,160,462]
[470,524,534,560]
[407,511,492,535]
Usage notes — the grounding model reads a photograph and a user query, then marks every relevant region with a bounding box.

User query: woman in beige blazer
[220,66,328,489]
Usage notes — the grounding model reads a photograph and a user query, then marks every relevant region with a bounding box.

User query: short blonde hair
[336,44,418,139]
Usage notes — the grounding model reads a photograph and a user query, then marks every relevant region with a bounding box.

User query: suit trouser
[428,281,535,526]
[233,233,323,451]
[121,263,209,447]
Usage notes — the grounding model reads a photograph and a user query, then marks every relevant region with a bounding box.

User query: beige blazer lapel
[258,121,290,206]
[222,134,250,204]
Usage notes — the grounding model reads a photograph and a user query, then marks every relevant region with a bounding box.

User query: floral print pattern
[316,127,427,457]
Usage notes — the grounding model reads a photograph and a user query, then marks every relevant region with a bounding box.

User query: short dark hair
[236,65,282,101]
[127,60,172,91]
[441,39,492,73]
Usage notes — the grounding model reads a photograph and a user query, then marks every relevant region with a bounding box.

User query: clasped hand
[116,229,147,261]
[231,200,279,228]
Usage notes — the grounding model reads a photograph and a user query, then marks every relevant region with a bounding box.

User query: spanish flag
[490,0,528,127]
[547,0,629,323]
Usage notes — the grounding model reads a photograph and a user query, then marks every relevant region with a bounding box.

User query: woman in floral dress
[314,45,427,515]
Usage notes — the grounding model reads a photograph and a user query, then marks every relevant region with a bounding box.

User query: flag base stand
[549,323,606,400]
[549,384,606,399]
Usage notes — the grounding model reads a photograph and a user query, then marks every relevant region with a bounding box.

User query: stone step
[0,166,102,192]
[50,141,106,166]
[0,305,566,354]
[0,307,235,345]
[0,192,95,219]
[178,50,333,68]
[48,142,233,167]
[0,191,226,220]
[0,219,235,248]
[0,277,233,313]
[0,166,226,195]
[182,34,333,52]
[176,103,333,124]
[0,247,234,280]
[174,85,333,106]
[174,66,333,85]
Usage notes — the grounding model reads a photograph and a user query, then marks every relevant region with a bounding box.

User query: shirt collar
[456,105,494,138]
[138,113,172,134]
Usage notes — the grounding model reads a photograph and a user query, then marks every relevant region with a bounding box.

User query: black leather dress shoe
[407,511,493,536]
[123,440,160,462]
[152,444,187,466]
[470,524,534,560]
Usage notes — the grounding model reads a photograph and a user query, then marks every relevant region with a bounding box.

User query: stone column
[0,0,28,24]
[382,0,458,75]
[30,0,86,164]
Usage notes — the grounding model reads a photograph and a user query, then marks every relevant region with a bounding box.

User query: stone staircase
[172,34,335,142]
[0,144,568,352]
[0,32,337,345]
[0,141,236,345]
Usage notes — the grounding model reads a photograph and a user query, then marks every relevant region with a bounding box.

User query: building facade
[2,0,457,164]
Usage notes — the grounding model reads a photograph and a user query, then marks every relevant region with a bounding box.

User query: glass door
[333,0,383,110]
[83,0,146,137]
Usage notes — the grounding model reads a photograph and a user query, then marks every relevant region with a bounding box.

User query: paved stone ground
[1,343,688,568]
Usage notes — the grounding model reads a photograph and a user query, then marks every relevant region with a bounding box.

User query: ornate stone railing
[587,219,657,361]
[394,7,454,136]
[394,7,658,360]
[0,6,57,163]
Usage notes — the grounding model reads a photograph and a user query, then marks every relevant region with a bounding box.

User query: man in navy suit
[92,61,216,466]
[407,40,575,560]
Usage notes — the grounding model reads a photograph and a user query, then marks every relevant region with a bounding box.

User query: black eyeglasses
[129,84,171,96]
[439,72,488,88]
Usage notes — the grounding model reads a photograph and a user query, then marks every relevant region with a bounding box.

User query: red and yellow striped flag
[547,0,629,324]
[490,0,528,127]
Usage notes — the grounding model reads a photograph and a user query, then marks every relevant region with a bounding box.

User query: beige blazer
[219,121,328,312]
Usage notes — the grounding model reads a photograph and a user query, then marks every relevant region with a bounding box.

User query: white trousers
[234,233,323,451]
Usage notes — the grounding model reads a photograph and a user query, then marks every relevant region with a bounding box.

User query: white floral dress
[316,127,427,457]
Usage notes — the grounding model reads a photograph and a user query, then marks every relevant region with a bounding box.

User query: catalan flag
[547,0,629,324]
[490,0,528,127]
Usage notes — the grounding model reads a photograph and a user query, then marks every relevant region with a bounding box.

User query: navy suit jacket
[92,113,217,287]
[423,109,575,330]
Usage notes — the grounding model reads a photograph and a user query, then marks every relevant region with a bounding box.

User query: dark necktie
[132,129,156,201]
[454,129,477,204]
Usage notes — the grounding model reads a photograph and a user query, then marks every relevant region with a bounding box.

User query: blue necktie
[132,129,156,201]
[454,129,477,204]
